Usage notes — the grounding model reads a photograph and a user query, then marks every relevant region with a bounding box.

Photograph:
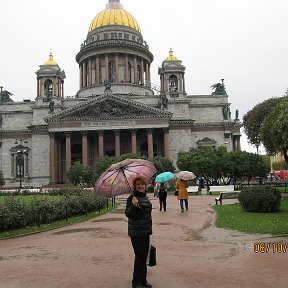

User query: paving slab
[0,194,287,288]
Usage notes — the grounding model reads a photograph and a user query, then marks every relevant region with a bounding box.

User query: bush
[238,185,282,212]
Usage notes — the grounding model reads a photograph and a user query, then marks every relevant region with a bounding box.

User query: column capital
[130,129,137,134]
[113,130,120,135]
[98,130,104,136]
[81,131,88,135]
[163,128,170,133]
[65,131,72,137]
[146,128,153,134]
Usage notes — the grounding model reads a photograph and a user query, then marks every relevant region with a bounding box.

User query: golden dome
[165,49,178,61]
[88,0,141,33]
[44,50,58,65]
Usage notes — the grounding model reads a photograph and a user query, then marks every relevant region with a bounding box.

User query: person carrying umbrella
[156,181,169,212]
[176,178,189,213]
[125,176,153,288]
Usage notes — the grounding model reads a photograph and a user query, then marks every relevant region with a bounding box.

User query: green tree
[0,170,5,188]
[67,161,84,186]
[260,97,288,166]
[177,147,231,179]
[243,97,283,147]
[151,156,175,173]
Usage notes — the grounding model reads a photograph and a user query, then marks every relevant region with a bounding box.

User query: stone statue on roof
[0,89,14,103]
[210,79,227,96]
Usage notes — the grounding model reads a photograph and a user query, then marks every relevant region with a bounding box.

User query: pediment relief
[196,137,217,145]
[45,94,172,122]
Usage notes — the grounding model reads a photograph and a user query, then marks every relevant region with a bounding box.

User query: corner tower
[36,51,65,101]
[76,0,154,97]
[158,49,186,99]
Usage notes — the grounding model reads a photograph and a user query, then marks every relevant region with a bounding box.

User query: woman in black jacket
[125,176,153,288]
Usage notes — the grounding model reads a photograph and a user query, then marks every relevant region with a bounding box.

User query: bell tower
[158,49,186,98]
[35,51,66,101]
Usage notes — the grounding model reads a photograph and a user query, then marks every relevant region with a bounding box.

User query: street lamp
[16,150,27,189]
[224,142,228,150]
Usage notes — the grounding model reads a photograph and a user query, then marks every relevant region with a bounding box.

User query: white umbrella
[176,171,196,181]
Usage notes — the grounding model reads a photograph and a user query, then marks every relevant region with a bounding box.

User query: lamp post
[224,141,228,150]
[16,150,27,189]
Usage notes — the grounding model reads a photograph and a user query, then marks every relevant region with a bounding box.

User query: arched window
[109,61,116,82]
[169,75,178,92]
[44,79,53,97]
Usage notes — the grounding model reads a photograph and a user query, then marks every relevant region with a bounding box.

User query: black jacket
[125,190,152,238]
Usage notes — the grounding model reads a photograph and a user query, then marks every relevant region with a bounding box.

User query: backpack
[159,183,165,193]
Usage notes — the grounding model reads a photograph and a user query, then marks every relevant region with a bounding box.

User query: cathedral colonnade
[79,53,151,88]
[49,128,170,184]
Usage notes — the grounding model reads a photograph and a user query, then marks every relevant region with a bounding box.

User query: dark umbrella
[95,158,157,197]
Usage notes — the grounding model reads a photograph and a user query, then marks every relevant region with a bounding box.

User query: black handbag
[148,245,157,267]
[174,190,178,196]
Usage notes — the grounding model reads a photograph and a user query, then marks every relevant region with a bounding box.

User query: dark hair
[132,176,148,191]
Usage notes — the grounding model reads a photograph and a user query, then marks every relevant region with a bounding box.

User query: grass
[213,198,288,235]
[0,199,117,239]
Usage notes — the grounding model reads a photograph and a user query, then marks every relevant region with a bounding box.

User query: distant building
[0,0,241,187]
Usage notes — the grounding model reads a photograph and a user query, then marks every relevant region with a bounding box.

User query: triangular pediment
[45,94,172,122]
[196,137,217,146]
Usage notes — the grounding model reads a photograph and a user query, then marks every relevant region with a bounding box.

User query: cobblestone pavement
[0,194,287,288]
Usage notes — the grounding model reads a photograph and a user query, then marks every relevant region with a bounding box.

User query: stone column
[80,64,83,88]
[65,132,72,173]
[82,62,86,87]
[147,129,153,159]
[105,54,109,81]
[182,73,186,92]
[115,54,119,82]
[140,59,144,84]
[96,57,100,84]
[114,130,120,157]
[11,154,15,174]
[131,129,137,153]
[179,73,183,91]
[125,54,129,82]
[88,58,92,86]
[82,131,88,166]
[98,131,104,158]
[163,128,170,158]
[134,57,137,84]
[49,133,56,183]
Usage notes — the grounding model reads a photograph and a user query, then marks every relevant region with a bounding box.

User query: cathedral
[0,0,241,187]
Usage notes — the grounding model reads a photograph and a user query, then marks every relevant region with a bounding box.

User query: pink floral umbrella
[95,159,157,197]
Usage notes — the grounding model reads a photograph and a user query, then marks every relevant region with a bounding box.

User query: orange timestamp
[254,242,288,253]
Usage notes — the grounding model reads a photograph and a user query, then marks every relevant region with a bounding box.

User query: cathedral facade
[0,0,241,187]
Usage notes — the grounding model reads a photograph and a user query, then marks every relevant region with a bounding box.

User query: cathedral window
[96,34,100,41]
[137,65,141,84]
[44,79,53,98]
[118,33,122,39]
[169,75,178,92]
[111,33,116,39]
[124,33,129,40]
[104,33,108,40]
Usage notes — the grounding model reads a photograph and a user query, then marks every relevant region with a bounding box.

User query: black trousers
[131,236,149,285]
[158,191,167,211]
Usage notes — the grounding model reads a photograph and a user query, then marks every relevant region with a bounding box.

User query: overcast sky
[1,0,287,154]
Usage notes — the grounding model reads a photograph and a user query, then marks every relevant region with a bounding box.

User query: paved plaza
[0,193,287,288]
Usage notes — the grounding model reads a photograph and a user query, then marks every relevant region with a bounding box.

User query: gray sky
[1,0,287,153]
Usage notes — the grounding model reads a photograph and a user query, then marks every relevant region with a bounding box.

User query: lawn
[213,198,288,235]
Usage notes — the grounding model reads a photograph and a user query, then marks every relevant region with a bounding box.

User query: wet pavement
[0,194,287,288]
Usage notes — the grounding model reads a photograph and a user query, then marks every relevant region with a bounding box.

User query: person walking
[157,182,169,211]
[176,178,189,213]
[125,176,153,288]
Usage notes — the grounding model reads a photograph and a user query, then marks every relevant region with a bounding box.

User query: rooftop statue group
[210,79,227,96]
[0,89,14,103]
